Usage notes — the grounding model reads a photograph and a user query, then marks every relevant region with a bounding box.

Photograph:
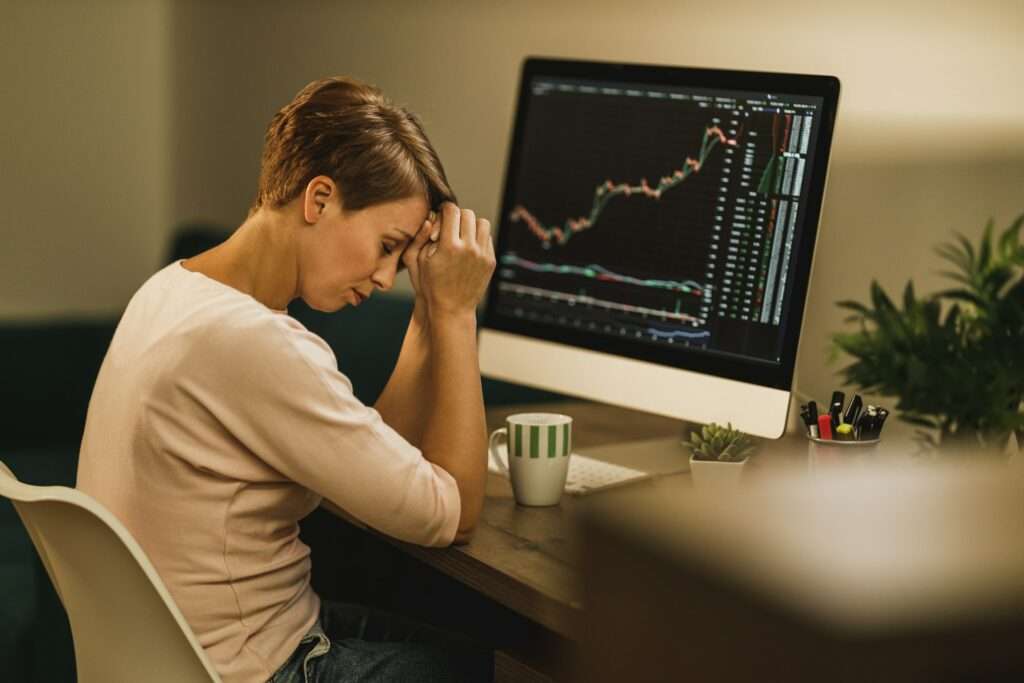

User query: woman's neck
[182,208,300,311]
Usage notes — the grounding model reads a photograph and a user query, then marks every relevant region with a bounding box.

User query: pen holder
[807,435,880,474]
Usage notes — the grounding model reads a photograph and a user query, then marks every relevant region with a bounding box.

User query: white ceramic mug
[489,413,573,506]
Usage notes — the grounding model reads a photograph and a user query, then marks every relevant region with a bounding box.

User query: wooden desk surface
[346,400,815,640]
[394,401,680,639]
[322,402,1021,681]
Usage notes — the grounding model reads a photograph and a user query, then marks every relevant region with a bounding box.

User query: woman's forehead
[369,195,429,232]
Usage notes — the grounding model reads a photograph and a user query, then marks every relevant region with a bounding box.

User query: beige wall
[166,0,1024,400]
[0,0,170,320]
[3,0,1023,399]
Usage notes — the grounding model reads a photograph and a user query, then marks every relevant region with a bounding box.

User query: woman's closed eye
[381,242,395,256]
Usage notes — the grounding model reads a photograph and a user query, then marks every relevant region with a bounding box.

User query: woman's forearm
[373,300,432,444]
[419,311,487,542]
[375,301,487,542]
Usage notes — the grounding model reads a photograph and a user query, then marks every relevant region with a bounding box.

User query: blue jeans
[268,601,494,683]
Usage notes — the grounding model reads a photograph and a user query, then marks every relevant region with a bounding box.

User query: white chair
[0,460,221,682]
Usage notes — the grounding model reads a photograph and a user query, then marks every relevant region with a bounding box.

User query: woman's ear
[302,176,338,224]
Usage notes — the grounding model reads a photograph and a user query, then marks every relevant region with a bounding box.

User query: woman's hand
[402,213,437,328]
[402,212,439,294]
[414,202,495,320]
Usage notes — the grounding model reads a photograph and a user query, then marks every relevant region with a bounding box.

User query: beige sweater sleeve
[173,312,461,547]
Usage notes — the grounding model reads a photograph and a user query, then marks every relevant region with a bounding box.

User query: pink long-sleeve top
[76,261,460,682]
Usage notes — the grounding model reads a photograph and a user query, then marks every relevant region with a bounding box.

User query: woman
[77,77,496,682]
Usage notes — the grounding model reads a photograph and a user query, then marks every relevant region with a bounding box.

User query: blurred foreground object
[577,463,1024,682]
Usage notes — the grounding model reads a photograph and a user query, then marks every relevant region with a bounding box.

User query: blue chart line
[502,253,708,296]
[646,327,711,340]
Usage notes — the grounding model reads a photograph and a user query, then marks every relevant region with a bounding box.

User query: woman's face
[299,193,429,312]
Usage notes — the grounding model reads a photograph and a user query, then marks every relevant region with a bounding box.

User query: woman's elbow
[452,522,476,545]
[450,480,484,545]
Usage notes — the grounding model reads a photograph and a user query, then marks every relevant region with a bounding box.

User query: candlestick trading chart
[492,78,824,364]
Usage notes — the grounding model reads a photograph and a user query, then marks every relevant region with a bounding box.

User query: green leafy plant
[684,423,758,462]
[831,213,1024,451]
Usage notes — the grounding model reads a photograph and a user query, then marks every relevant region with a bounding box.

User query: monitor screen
[483,59,839,392]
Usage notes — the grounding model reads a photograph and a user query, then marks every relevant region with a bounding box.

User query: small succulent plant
[684,422,758,462]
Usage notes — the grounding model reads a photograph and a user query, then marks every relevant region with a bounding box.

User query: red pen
[817,414,833,440]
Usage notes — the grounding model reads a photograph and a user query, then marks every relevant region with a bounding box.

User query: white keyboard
[489,445,653,496]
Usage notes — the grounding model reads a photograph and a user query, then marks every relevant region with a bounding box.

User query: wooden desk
[322,400,814,679]
[388,403,690,626]
[414,400,820,637]
[392,401,686,638]
[319,402,1020,681]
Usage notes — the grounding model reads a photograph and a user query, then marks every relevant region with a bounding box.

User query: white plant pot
[689,454,748,486]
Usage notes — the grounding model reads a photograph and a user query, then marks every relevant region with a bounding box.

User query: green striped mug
[489,413,573,506]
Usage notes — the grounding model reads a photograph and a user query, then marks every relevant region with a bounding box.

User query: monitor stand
[577,435,692,475]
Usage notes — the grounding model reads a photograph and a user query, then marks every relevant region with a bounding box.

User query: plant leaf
[954,231,976,272]
[935,288,987,309]
[998,212,1024,260]
[935,243,970,274]
[903,281,916,312]
[978,218,995,272]
[936,269,972,286]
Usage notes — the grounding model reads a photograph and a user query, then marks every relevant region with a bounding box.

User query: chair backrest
[0,460,221,682]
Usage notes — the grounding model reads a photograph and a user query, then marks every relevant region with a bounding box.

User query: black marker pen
[854,412,870,440]
[875,408,890,437]
[862,405,879,439]
[843,395,863,428]
[800,404,812,436]
[829,391,845,430]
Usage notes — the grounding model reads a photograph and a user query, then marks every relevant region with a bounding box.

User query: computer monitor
[479,58,840,439]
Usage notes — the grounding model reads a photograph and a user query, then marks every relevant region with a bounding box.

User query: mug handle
[488,427,510,477]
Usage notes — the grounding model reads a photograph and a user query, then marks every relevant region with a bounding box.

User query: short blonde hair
[252,77,456,214]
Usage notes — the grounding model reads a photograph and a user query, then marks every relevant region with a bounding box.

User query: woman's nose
[372,262,397,291]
